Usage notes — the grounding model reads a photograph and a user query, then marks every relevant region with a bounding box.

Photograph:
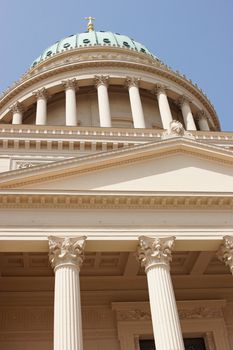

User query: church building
[0,17,233,350]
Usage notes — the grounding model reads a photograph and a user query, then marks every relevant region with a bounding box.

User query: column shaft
[63,79,77,126]
[180,97,196,130]
[36,98,47,125]
[12,111,23,124]
[147,263,184,350]
[34,88,48,125]
[126,78,145,128]
[95,76,111,127]
[54,265,83,350]
[156,87,173,129]
[196,111,210,131]
[65,88,77,126]
[137,236,184,350]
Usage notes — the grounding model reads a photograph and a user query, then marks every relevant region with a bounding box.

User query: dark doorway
[139,337,206,350]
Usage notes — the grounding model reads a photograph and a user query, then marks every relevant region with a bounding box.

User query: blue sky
[0,0,232,131]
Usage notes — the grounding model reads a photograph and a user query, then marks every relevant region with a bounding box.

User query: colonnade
[10,76,210,131]
[48,235,232,350]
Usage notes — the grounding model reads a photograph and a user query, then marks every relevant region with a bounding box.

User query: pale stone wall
[77,93,99,127]
[0,292,232,350]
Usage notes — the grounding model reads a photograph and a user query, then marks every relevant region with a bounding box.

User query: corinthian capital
[195,110,209,121]
[125,76,140,88]
[48,236,87,270]
[33,87,48,100]
[217,236,233,274]
[10,101,24,113]
[178,95,192,107]
[137,236,175,272]
[62,78,78,90]
[152,83,167,96]
[94,75,109,88]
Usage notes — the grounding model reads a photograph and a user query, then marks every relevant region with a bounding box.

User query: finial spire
[85,16,95,32]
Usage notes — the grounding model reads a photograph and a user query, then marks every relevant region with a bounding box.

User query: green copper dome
[31,31,155,67]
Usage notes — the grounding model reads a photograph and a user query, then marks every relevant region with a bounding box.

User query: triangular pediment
[1,138,233,193]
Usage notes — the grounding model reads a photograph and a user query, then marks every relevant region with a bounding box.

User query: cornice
[0,192,233,209]
[0,49,220,130]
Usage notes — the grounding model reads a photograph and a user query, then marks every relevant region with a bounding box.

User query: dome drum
[0,75,214,131]
[0,30,220,131]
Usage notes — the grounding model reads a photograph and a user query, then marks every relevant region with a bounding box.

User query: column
[11,102,23,124]
[49,236,87,350]
[154,85,173,129]
[179,96,197,130]
[126,77,145,128]
[95,75,111,127]
[196,110,210,131]
[34,88,48,125]
[217,236,233,274]
[137,236,185,350]
[62,79,78,126]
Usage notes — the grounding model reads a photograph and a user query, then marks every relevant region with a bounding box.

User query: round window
[123,41,130,47]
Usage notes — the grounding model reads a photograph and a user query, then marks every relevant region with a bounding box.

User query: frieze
[178,306,223,319]
[113,302,224,322]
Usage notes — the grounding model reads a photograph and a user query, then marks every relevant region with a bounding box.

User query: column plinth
[217,235,233,274]
[126,77,145,128]
[196,110,210,131]
[154,85,173,129]
[34,88,48,125]
[179,96,196,130]
[11,102,23,124]
[62,79,78,126]
[95,75,111,127]
[137,236,184,350]
[49,236,86,350]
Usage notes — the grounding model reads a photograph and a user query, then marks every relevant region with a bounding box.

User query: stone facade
[0,27,232,350]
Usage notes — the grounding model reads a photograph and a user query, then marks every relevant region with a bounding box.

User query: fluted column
[154,85,173,129]
[11,102,23,124]
[62,79,78,126]
[49,236,87,350]
[95,75,111,127]
[34,88,48,125]
[126,77,145,128]
[196,110,210,131]
[179,96,196,130]
[217,236,233,274]
[137,236,184,350]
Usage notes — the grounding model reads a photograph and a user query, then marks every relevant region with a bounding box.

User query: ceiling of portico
[0,250,229,278]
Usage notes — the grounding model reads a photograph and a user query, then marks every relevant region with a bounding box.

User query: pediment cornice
[0,137,233,189]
